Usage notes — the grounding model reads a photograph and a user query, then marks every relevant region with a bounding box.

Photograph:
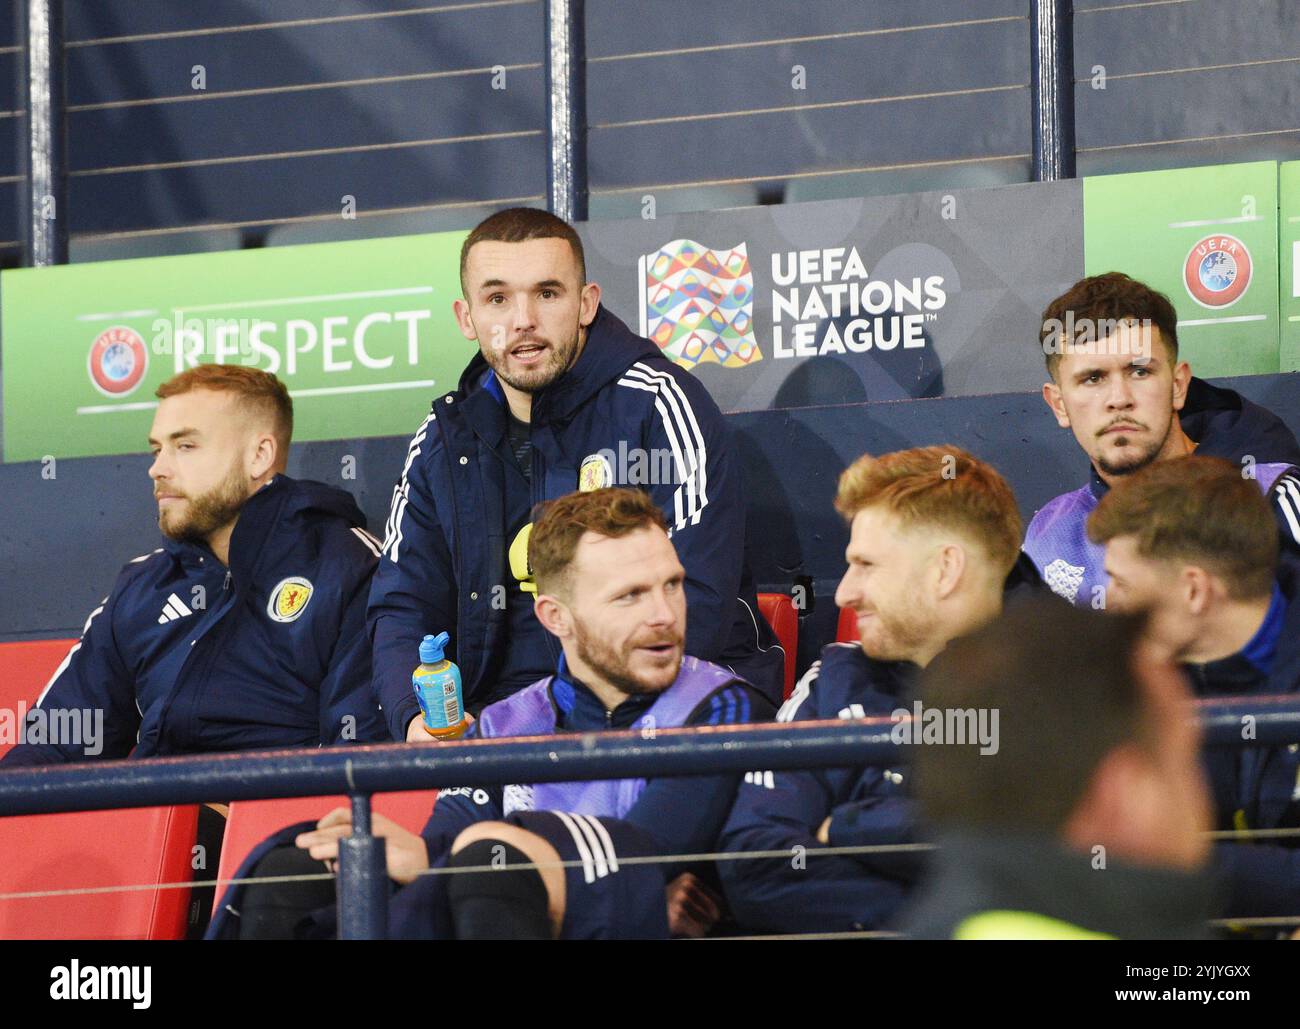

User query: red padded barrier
[756,593,798,699]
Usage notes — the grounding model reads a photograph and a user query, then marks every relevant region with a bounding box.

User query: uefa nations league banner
[0,232,475,462]
[579,180,1085,412]
[582,160,1284,415]
[0,161,1291,463]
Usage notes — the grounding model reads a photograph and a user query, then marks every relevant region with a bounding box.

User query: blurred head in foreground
[901,601,1215,939]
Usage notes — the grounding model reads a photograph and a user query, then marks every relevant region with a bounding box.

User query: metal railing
[1,695,1296,938]
[17,0,1079,267]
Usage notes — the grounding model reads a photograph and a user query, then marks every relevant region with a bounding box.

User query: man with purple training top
[1022,272,1300,607]
[218,487,773,940]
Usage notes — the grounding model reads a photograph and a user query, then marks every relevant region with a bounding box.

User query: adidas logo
[157,593,193,624]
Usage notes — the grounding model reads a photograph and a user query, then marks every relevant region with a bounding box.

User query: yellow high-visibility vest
[953,910,1114,940]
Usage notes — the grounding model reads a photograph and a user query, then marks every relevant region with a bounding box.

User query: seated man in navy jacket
[369,207,783,743]
[1,364,387,766]
[221,487,773,940]
[1023,272,1300,606]
[718,446,1036,935]
[1088,455,1300,924]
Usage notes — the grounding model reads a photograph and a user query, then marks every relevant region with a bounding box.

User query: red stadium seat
[836,606,859,645]
[0,639,201,939]
[0,639,77,761]
[0,804,200,939]
[214,790,440,916]
[757,593,798,698]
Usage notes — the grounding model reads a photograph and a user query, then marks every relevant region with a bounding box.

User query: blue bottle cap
[419,632,450,664]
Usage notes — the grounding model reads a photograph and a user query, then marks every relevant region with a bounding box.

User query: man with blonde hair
[719,446,1042,934]
[3,363,387,766]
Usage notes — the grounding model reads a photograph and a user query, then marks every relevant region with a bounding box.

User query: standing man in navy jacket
[370,207,783,741]
[718,446,1032,935]
[2,364,387,766]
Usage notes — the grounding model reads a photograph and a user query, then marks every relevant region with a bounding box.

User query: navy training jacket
[1025,377,1300,604]
[1,475,388,765]
[717,557,1047,934]
[718,642,922,934]
[367,304,784,740]
[1185,562,1300,920]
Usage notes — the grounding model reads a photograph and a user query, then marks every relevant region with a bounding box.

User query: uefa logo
[1183,234,1252,309]
[87,326,148,397]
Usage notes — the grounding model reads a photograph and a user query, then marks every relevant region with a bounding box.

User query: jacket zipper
[530,428,563,665]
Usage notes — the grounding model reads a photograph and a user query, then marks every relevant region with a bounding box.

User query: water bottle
[412,632,468,739]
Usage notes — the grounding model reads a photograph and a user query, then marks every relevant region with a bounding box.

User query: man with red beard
[718,447,1036,935]
[214,488,773,940]
[2,364,387,766]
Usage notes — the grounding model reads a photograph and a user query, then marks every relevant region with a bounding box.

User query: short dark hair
[1039,272,1179,381]
[1087,455,1278,600]
[915,602,1152,835]
[529,487,668,598]
[459,207,586,296]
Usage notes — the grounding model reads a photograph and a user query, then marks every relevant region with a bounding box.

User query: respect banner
[1083,161,1280,378]
[1,231,473,462]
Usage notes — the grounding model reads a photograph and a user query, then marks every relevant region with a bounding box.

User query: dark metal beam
[336,793,388,940]
[2,699,1298,818]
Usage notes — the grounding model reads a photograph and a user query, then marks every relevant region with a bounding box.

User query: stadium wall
[3,371,1297,679]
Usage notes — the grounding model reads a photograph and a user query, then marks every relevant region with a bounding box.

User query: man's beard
[858,595,936,664]
[157,461,250,543]
[484,324,581,395]
[1093,413,1173,479]
[573,620,681,696]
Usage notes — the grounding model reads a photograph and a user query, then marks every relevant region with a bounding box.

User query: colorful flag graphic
[638,239,760,368]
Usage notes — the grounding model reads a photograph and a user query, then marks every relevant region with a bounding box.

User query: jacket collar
[841,644,920,698]
[159,474,365,587]
[549,652,658,730]
[1238,583,1287,676]
[1087,462,1110,501]
[162,474,288,583]
[1188,574,1299,695]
